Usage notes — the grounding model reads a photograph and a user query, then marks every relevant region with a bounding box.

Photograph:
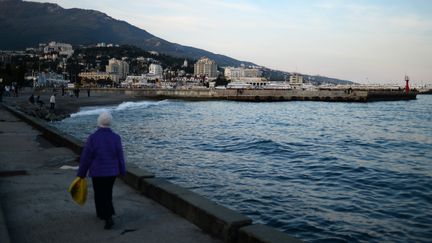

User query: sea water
[53,95,432,243]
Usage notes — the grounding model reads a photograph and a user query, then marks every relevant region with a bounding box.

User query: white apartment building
[194,57,218,78]
[106,58,129,80]
[36,72,69,87]
[121,75,159,88]
[43,41,74,58]
[289,73,303,85]
[78,71,119,83]
[224,67,262,81]
[149,63,163,76]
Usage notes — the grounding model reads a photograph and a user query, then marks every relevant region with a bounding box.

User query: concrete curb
[1,103,303,243]
[0,203,11,243]
[121,163,155,189]
[238,224,303,243]
[141,178,252,242]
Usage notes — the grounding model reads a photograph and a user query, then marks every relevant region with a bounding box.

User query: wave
[71,100,169,117]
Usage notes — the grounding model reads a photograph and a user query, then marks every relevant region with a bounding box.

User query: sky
[32,0,432,85]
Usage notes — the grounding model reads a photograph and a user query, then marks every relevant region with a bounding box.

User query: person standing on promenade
[28,93,35,105]
[77,111,126,229]
[49,93,56,111]
[0,82,3,102]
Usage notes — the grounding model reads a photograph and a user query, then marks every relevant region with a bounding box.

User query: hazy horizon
[31,0,432,85]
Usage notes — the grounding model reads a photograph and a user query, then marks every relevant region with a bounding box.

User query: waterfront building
[289,73,303,85]
[121,75,157,88]
[149,63,163,76]
[224,66,262,81]
[194,57,218,78]
[36,72,69,87]
[106,58,129,80]
[243,68,261,78]
[43,41,74,58]
[224,67,243,80]
[78,71,119,83]
[122,70,162,88]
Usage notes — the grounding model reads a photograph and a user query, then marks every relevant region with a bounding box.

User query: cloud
[210,0,262,13]
[387,15,432,31]
[30,0,432,83]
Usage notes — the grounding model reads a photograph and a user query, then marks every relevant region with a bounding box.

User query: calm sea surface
[54,95,432,243]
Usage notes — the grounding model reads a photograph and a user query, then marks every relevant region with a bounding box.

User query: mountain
[0,0,354,84]
[0,0,253,67]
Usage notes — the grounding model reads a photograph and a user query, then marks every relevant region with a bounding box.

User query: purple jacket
[77,128,126,178]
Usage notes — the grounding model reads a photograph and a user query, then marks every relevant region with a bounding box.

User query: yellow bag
[68,177,87,206]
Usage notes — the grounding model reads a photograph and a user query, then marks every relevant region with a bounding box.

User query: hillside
[0,0,354,84]
[0,0,253,67]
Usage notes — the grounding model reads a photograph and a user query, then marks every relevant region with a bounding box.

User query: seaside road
[0,106,221,243]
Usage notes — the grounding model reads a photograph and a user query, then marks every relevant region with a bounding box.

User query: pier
[109,87,416,102]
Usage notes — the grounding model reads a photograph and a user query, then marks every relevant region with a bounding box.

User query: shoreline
[2,88,144,119]
[2,86,421,120]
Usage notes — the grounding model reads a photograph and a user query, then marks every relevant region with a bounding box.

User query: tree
[214,74,229,87]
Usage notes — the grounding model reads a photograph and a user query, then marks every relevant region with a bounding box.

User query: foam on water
[70,100,169,117]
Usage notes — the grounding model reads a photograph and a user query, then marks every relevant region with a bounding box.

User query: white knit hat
[97,111,113,128]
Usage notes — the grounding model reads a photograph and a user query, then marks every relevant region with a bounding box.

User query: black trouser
[92,176,116,220]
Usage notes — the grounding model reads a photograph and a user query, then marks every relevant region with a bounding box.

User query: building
[289,73,303,85]
[224,67,262,81]
[78,71,119,83]
[224,67,243,80]
[182,59,188,67]
[194,57,217,78]
[43,41,74,58]
[106,58,129,80]
[243,68,261,78]
[36,72,69,87]
[149,63,163,76]
[121,74,161,88]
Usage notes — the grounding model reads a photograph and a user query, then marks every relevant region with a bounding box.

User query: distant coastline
[2,86,421,122]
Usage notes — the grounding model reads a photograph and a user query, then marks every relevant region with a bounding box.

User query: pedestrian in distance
[49,93,56,111]
[28,93,35,105]
[5,85,10,97]
[77,111,126,229]
[36,95,44,107]
[87,87,90,97]
[0,83,3,102]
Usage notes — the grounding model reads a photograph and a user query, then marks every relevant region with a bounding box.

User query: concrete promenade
[0,105,221,243]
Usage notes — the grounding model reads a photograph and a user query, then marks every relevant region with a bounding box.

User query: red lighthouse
[405,75,410,94]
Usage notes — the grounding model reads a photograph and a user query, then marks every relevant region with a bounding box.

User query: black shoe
[104,218,114,230]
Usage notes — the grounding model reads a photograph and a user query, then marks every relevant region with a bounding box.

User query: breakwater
[1,103,303,243]
[88,87,417,102]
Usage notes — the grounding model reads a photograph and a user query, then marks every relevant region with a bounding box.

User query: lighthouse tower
[405,75,410,94]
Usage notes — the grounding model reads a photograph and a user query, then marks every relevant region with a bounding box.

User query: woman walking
[77,111,126,229]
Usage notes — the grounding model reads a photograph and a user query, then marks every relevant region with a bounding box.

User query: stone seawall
[86,88,416,102]
[2,103,303,243]
[126,88,369,102]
